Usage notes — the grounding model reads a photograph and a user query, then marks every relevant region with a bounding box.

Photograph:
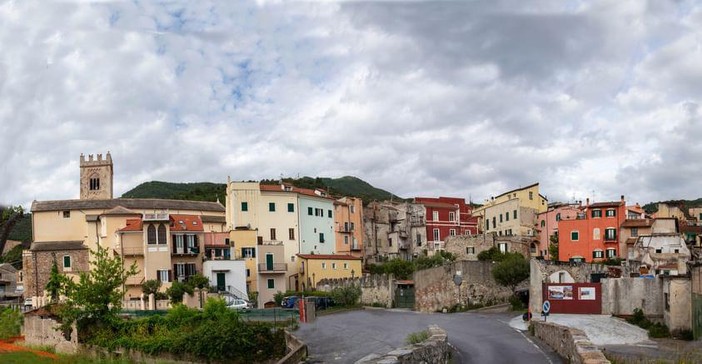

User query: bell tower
[79,152,113,200]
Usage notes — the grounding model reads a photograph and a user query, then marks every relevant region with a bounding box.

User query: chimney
[621,195,625,203]
[586,198,590,206]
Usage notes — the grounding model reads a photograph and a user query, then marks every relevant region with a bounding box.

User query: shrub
[508,295,524,311]
[166,281,194,304]
[0,307,22,339]
[647,323,670,338]
[405,330,430,345]
[274,291,285,306]
[330,285,361,306]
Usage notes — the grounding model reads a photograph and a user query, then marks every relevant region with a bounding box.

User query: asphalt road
[295,309,563,363]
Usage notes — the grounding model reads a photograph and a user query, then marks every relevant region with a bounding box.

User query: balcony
[351,244,362,251]
[172,247,200,256]
[258,263,288,273]
[260,240,284,246]
[121,247,144,256]
[143,213,169,221]
[604,237,618,244]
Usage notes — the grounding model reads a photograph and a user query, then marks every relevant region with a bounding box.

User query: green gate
[693,293,702,340]
[394,284,415,309]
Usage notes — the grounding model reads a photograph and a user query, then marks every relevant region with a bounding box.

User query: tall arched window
[593,228,601,240]
[158,224,167,245]
[147,225,156,245]
[541,220,546,228]
[556,213,561,221]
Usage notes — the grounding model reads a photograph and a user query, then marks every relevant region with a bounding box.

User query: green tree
[0,307,22,339]
[382,258,415,279]
[548,233,559,261]
[0,205,23,257]
[186,273,210,289]
[59,245,138,330]
[414,251,456,271]
[330,285,361,306]
[166,281,194,304]
[491,252,530,295]
[477,247,506,262]
[141,279,161,297]
[45,261,69,303]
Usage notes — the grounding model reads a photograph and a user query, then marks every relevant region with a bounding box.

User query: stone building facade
[364,201,427,262]
[79,152,113,200]
[443,234,533,261]
[23,241,89,299]
[414,260,515,312]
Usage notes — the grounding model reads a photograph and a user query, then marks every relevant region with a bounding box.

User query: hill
[121,181,226,202]
[123,177,403,205]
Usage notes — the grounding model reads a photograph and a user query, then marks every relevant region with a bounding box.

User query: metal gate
[395,284,415,309]
[693,293,702,340]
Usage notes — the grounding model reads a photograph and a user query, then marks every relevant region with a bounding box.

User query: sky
[1,0,701,209]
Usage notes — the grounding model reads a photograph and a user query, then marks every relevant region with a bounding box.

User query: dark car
[281,296,299,309]
[313,296,335,310]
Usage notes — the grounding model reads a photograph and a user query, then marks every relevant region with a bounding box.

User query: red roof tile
[621,219,653,228]
[170,215,204,232]
[260,183,333,200]
[119,219,143,232]
[297,254,362,260]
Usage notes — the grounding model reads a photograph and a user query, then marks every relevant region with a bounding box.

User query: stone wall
[601,277,663,318]
[277,330,307,364]
[317,274,394,308]
[414,261,513,312]
[24,314,78,354]
[355,325,450,364]
[444,234,533,261]
[532,321,609,364]
[23,248,89,298]
[663,278,691,332]
[529,259,607,315]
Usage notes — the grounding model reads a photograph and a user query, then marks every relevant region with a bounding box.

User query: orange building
[558,196,627,263]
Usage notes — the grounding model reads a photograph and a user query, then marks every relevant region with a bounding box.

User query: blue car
[281,296,299,308]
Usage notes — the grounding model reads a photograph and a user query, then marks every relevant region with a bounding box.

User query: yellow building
[25,153,226,301]
[473,183,547,236]
[297,254,362,290]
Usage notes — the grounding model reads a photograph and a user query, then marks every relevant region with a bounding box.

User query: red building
[558,196,627,262]
[414,197,478,249]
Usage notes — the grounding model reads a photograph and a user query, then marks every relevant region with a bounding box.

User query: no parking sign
[542,300,550,321]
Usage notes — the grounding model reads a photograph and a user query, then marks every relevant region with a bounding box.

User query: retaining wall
[277,330,307,364]
[23,315,78,354]
[532,321,609,364]
[355,325,451,364]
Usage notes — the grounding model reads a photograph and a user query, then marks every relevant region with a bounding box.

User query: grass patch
[0,351,136,364]
[405,330,430,345]
[626,308,671,339]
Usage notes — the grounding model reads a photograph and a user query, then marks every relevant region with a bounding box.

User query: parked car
[281,296,299,309]
[227,298,249,310]
[313,296,335,310]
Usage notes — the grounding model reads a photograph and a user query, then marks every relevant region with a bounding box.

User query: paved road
[296,309,563,363]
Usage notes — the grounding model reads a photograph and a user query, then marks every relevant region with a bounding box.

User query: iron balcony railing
[258,263,288,272]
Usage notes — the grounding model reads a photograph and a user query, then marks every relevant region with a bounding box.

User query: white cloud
[0,0,701,209]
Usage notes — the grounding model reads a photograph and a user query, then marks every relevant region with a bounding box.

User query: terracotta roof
[494,182,540,199]
[681,225,702,233]
[589,201,623,208]
[296,254,362,260]
[201,215,225,224]
[621,219,653,228]
[30,241,87,251]
[32,198,225,213]
[417,201,458,209]
[259,184,334,200]
[102,206,141,216]
[119,219,143,232]
[170,215,204,232]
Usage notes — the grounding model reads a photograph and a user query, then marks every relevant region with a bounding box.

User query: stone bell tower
[80,152,113,200]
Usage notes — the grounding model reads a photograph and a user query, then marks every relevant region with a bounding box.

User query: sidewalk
[508,313,651,346]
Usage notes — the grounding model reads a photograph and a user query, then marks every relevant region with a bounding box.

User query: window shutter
[168,270,173,282]
[172,235,176,253]
[592,251,597,259]
[157,271,162,282]
[174,264,178,279]
[252,248,256,258]
[241,248,245,257]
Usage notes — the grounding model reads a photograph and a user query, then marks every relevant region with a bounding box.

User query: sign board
[542,300,551,315]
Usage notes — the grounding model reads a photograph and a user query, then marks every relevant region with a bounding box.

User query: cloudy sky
[1,0,701,209]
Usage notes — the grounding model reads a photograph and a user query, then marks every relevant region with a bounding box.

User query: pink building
[536,203,582,259]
